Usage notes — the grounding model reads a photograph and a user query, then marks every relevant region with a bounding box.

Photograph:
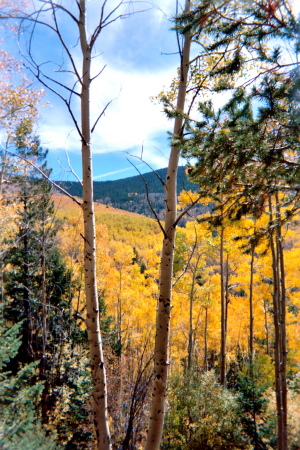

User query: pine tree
[2,126,79,426]
[176,4,300,447]
[236,355,276,450]
[0,313,60,449]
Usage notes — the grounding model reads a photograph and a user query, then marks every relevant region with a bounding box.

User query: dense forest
[57,167,208,220]
[1,1,300,450]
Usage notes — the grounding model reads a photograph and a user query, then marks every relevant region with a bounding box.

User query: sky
[2,0,300,182]
[4,0,184,182]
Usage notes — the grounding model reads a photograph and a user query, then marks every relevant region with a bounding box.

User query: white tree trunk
[79,1,111,448]
[145,2,191,448]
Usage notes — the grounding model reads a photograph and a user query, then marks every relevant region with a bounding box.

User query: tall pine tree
[3,124,77,424]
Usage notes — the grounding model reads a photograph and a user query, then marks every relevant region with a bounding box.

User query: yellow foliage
[52,192,300,377]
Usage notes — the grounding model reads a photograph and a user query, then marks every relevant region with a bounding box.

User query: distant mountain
[57,166,210,221]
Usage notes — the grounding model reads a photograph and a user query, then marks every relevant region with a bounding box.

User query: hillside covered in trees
[1,0,300,449]
[2,175,300,448]
[57,167,208,219]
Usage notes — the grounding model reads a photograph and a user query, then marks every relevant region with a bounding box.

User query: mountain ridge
[56,166,208,220]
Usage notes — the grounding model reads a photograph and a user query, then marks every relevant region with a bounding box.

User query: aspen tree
[145,1,192,448]
[0,1,143,448]
[182,78,300,450]
[220,218,227,386]
[0,50,42,196]
[268,195,288,449]
[77,3,111,447]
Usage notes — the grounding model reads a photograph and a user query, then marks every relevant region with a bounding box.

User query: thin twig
[7,151,82,206]
[127,158,167,238]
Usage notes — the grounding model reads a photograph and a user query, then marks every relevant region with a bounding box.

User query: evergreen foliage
[57,167,204,219]
[1,127,94,444]
[99,291,122,357]
[174,4,300,449]
[3,129,73,369]
[236,355,276,449]
[2,1,300,448]
[182,74,300,226]
[0,315,60,449]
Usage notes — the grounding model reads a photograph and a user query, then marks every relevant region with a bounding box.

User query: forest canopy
[1,1,300,449]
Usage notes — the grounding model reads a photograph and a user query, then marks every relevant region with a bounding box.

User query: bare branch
[127,158,167,238]
[49,0,83,84]
[173,195,202,228]
[91,96,118,133]
[127,152,166,187]
[26,64,84,142]
[90,64,107,82]
[36,66,80,97]
[44,0,79,24]
[99,3,152,33]
[7,151,82,207]
[173,231,198,287]
[58,139,83,185]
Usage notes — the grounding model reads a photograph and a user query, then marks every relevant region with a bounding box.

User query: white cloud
[292,0,300,15]
[91,63,174,150]
[93,164,144,180]
[33,0,179,170]
[39,57,177,168]
[150,0,175,22]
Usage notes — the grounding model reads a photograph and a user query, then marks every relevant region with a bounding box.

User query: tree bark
[145,2,191,448]
[187,252,201,371]
[220,223,226,386]
[275,193,288,449]
[268,196,288,450]
[40,206,48,423]
[263,299,270,356]
[79,2,111,448]
[204,303,208,371]
[249,245,254,363]
[187,277,195,371]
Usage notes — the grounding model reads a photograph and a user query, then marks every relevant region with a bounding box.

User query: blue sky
[4,0,186,181]
[3,0,300,182]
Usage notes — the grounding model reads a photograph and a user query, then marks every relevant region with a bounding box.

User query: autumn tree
[0,1,153,447]
[2,128,82,430]
[0,50,42,196]
[144,1,192,447]
[162,370,245,450]
[180,65,300,450]
[171,2,300,446]
[145,0,257,442]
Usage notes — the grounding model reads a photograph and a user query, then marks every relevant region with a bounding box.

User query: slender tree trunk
[204,304,208,371]
[79,2,111,448]
[0,141,7,321]
[249,245,254,363]
[263,299,270,356]
[23,194,32,361]
[40,208,48,423]
[275,193,288,449]
[220,223,226,386]
[225,254,229,344]
[187,261,199,370]
[268,196,288,450]
[117,270,123,348]
[0,139,8,197]
[187,278,195,371]
[188,252,202,370]
[145,2,191,448]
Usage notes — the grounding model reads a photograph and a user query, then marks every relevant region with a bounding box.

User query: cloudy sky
[7,0,183,181]
[4,0,300,182]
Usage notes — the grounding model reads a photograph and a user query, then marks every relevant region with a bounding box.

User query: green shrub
[162,370,247,450]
